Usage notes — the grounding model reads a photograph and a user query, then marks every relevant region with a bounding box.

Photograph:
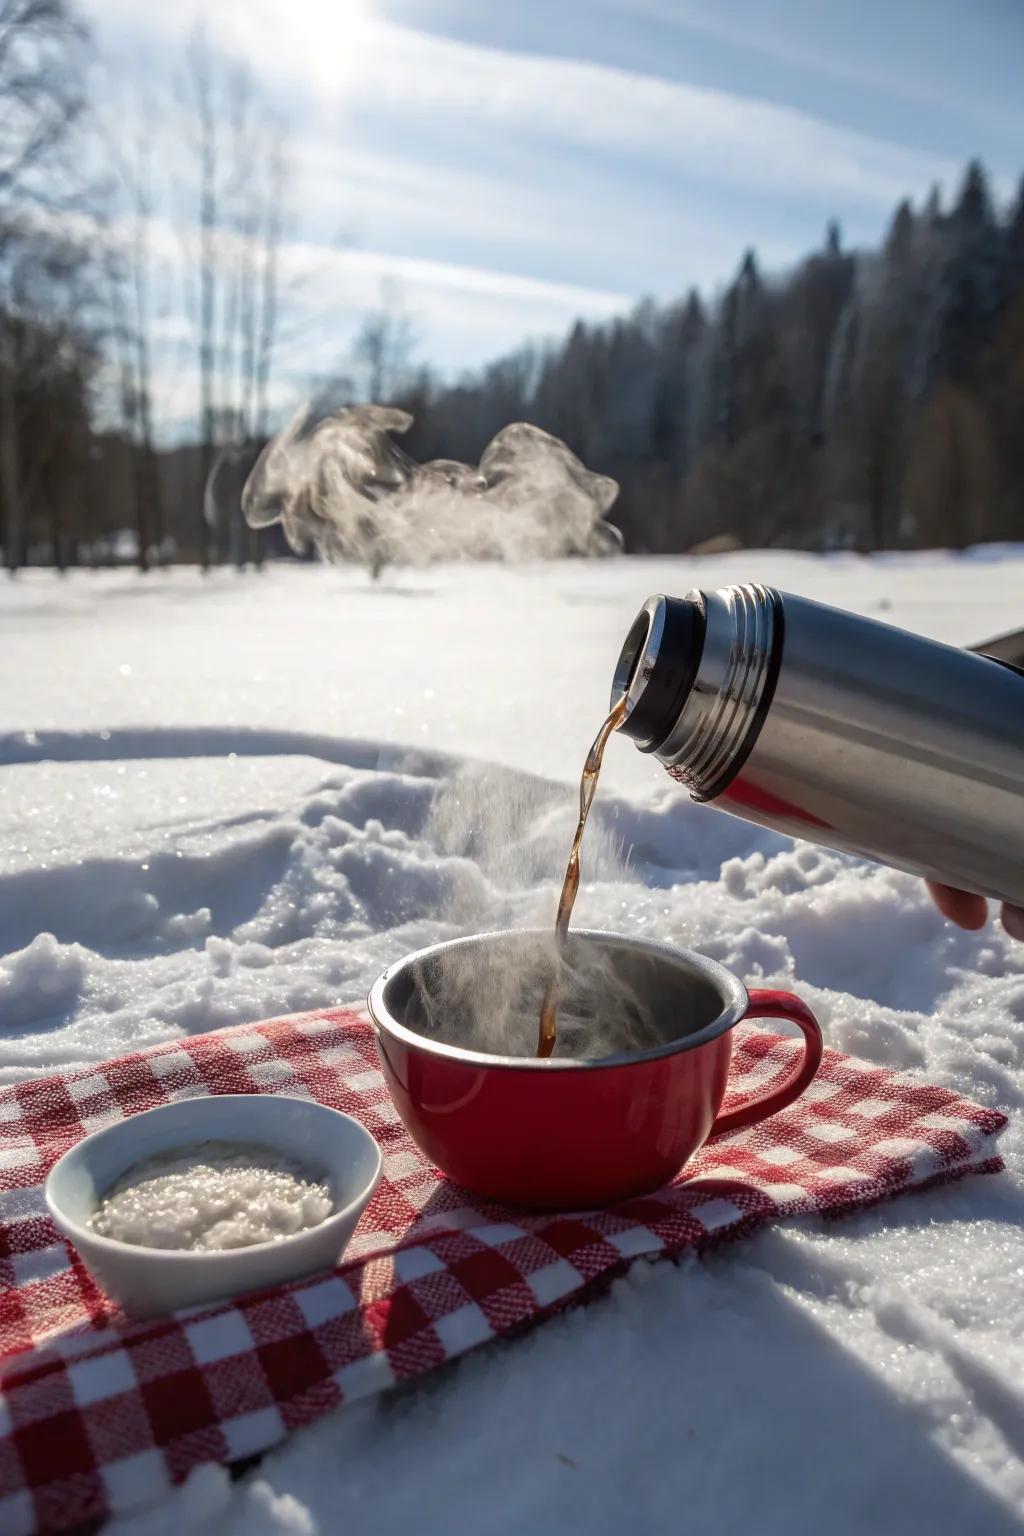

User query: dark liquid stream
[536,695,628,1057]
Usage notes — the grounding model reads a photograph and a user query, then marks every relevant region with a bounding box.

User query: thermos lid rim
[613,592,707,753]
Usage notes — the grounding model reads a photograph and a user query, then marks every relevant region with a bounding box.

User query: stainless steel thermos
[612,585,1024,907]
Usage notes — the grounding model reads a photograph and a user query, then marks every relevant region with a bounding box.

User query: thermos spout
[612,593,707,754]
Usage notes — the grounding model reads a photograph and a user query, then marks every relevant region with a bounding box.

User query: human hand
[926,882,1024,941]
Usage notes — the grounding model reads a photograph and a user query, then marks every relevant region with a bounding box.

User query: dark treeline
[399,163,1024,553]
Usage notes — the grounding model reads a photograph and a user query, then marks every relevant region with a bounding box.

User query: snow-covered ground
[2,551,1024,1533]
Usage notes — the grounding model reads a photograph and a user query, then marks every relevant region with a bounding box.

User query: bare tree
[221,77,290,569]
[0,1,87,205]
[0,0,91,571]
[236,165,260,445]
[101,114,165,572]
[101,240,146,567]
[353,278,416,403]
[247,130,289,570]
[254,132,285,439]
[0,265,24,567]
[216,64,263,456]
[128,132,163,563]
[180,30,290,570]
[185,23,216,569]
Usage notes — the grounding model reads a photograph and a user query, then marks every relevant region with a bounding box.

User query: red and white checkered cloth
[0,1007,1006,1535]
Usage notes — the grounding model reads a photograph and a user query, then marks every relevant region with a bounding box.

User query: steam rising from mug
[241,404,622,565]
[420,766,654,1060]
[408,931,662,1062]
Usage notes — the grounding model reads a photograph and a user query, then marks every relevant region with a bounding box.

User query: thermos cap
[612,593,707,753]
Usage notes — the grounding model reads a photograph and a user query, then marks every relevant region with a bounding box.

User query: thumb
[925,881,989,930]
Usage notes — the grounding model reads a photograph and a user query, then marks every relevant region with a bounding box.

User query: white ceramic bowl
[46,1095,382,1318]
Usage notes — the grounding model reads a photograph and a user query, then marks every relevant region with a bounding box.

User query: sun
[208,0,381,102]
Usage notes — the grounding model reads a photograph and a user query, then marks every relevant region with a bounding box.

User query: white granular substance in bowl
[90,1140,334,1251]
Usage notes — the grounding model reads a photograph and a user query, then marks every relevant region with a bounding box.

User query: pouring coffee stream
[536,694,627,1057]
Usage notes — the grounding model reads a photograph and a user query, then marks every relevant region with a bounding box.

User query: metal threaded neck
[666,584,776,796]
[615,583,779,799]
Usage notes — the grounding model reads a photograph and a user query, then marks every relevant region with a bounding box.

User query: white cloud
[207,5,961,208]
[627,0,1024,139]
[306,246,626,313]
[293,135,805,289]
[622,0,951,112]
[85,0,962,212]
[266,240,634,387]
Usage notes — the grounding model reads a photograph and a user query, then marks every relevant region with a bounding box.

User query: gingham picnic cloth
[0,1009,1007,1535]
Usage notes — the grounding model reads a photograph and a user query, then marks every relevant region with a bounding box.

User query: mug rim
[367,927,749,1072]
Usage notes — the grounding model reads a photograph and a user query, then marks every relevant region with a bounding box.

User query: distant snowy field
[2,551,1024,1533]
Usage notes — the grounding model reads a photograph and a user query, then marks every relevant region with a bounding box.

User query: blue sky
[82,0,1024,433]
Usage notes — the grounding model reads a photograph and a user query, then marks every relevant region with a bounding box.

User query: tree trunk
[190,27,217,571]
[0,366,23,573]
[132,443,150,572]
[254,142,284,440]
[50,493,63,571]
[129,135,164,565]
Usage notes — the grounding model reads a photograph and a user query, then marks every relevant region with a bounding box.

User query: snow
[2,550,1024,1532]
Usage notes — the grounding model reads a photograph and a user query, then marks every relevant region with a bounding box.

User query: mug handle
[709,989,823,1138]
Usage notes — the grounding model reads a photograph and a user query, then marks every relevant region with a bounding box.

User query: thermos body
[614,585,1024,908]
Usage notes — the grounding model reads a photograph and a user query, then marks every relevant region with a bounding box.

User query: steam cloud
[416,765,662,1061]
[241,404,622,567]
[407,930,663,1062]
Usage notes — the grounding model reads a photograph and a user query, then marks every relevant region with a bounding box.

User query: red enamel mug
[368,929,822,1209]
